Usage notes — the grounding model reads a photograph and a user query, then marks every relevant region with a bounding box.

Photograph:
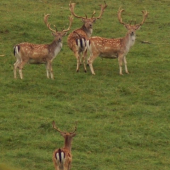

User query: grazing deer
[67,2,107,72]
[87,8,148,75]
[13,14,73,79]
[52,121,77,170]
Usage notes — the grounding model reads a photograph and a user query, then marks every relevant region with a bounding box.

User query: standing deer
[13,14,73,79]
[87,8,148,75]
[67,2,107,72]
[52,121,77,170]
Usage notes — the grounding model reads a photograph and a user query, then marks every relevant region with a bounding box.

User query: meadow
[0,0,170,170]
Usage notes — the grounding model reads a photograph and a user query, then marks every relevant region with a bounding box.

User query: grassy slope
[0,0,170,170]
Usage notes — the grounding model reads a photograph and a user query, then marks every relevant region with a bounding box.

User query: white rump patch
[86,40,91,51]
[82,38,85,47]
[55,151,65,163]
[77,39,80,48]
[61,152,65,161]
[15,46,19,54]
[56,153,60,161]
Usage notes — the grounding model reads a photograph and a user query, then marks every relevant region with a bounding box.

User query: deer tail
[55,149,65,163]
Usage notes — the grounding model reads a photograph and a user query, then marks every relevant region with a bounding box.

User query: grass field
[0,0,170,170]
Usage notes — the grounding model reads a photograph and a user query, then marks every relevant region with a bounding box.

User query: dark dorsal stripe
[58,148,62,163]
[80,39,83,48]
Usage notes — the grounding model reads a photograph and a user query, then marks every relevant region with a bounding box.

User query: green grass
[0,0,170,170]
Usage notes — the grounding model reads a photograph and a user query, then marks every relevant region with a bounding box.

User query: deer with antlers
[52,121,77,170]
[13,14,73,79]
[87,8,148,75]
[67,2,107,72]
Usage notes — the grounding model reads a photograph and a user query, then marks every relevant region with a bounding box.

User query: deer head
[69,2,107,30]
[44,14,73,42]
[118,8,148,36]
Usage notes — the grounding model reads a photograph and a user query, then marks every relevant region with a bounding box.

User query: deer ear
[60,132,66,137]
[135,25,141,30]
[51,32,56,37]
[62,32,67,36]
[82,18,86,23]
[92,18,96,23]
[71,133,76,137]
[124,25,129,29]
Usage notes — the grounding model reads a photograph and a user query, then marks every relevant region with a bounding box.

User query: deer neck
[50,39,62,48]
[81,25,93,38]
[121,32,136,52]
[64,136,72,152]
[49,40,62,57]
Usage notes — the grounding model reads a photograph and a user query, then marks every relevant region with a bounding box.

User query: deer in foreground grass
[52,121,77,170]
[87,8,148,75]
[13,14,73,79]
[67,2,107,72]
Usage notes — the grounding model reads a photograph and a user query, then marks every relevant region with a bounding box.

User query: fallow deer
[13,14,73,79]
[67,2,107,72]
[87,8,148,75]
[52,121,77,170]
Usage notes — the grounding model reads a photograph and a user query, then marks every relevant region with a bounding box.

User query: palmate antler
[138,10,149,26]
[62,15,74,33]
[44,14,73,34]
[69,3,87,19]
[52,121,77,134]
[117,8,128,26]
[93,1,107,19]
[69,1,107,20]
[118,8,148,27]
[53,121,65,133]
[44,14,56,33]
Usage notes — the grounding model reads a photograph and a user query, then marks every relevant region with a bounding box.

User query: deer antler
[93,1,107,19]
[70,2,107,20]
[53,121,77,134]
[69,2,86,19]
[70,122,77,134]
[138,10,148,26]
[91,10,96,18]
[117,8,128,26]
[52,121,65,134]
[62,15,74,33]
[44,14,56,33]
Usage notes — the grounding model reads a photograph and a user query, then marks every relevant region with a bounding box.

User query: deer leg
[82,49,87,72]
[63,158,71,170]
[67,162,71,170]
[46,62,50,78]
[88,54,98,75]
[18,60,28,79]
[124,56,129,74]
[14,59,20,79]
[118,54,124,75]
[75,51,80,72]
[49,61,54,79]
[54,164,60,170]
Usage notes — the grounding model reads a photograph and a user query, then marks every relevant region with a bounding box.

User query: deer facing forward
[52,121,77,170]
[67,2,107,72]
[87,8,148,75]
[13,14,73,79]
